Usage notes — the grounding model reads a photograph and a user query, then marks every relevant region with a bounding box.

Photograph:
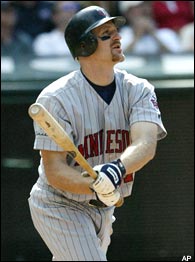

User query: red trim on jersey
[124,173,133,183]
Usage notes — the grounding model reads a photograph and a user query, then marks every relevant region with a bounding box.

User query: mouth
[112,43,121,49]
[112,42,122,51]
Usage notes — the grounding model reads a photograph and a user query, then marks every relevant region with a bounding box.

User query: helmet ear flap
[77,32,98,57]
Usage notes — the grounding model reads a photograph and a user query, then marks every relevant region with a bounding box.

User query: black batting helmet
[64,6,126,58]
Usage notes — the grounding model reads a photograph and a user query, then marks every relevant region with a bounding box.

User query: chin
[112,53,125,63]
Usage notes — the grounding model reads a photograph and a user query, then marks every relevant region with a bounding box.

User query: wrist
[111,159,126,177]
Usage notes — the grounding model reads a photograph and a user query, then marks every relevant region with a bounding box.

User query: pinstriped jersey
[33,68,167,202]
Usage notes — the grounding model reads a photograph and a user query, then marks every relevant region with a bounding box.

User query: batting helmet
[64,6,126,58]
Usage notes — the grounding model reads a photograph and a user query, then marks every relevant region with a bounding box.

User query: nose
[112,30,121,40]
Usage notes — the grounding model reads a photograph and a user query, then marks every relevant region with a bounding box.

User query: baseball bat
[28,103,124,207]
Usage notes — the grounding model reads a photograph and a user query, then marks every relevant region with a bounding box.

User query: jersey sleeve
[129,79,167,140]
[33,96,74,152]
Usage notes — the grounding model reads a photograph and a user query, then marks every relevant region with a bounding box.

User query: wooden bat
[28,103,124,207]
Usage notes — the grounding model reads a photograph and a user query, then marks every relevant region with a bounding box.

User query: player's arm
[120,121,158,174]
[41,150,94,195]
[91,121,158,194]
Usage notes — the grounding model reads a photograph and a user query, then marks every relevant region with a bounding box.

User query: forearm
[41,150,94,194]
[47,165,94,194]
[120,139,157,174]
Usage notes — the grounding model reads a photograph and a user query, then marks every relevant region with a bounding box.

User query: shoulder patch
[150,94,159,109]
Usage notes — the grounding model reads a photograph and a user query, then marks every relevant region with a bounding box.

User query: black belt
[88,199,108,208]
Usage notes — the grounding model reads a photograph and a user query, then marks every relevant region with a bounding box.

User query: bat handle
[116,195,124,207]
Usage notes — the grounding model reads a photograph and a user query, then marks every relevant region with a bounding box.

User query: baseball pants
[28,183,116,261]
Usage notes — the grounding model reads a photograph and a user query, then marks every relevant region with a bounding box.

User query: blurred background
[1,1,194,261]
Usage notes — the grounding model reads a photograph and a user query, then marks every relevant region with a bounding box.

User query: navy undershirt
[81,71,116,105]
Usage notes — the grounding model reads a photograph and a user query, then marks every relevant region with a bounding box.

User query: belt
[36,178,108,208]
[88,199,108,208]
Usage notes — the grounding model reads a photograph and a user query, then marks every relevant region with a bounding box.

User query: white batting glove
[91,159,126,194]
[96,190,121,207]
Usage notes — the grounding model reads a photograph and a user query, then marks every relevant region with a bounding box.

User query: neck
[80,61,115,86]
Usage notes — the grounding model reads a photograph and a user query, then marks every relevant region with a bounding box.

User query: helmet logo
[97,9,107,18]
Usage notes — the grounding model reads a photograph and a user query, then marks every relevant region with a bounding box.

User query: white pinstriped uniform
[28,68,167,261]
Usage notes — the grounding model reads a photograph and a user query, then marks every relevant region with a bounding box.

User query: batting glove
[91,159,126,194]
[96,190,121,207]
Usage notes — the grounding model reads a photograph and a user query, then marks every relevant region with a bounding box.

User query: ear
[78,32,98,56]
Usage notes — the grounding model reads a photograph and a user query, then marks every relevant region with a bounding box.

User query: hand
[96,190,121,207]
[91,159,126,194]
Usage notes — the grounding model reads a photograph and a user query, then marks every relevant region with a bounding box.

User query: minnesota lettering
[78,129,130,159]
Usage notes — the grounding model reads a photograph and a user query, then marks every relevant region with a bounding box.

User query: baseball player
[28,6,167,261]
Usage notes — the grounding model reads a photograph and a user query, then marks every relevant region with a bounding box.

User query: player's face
[92,21,125,63]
